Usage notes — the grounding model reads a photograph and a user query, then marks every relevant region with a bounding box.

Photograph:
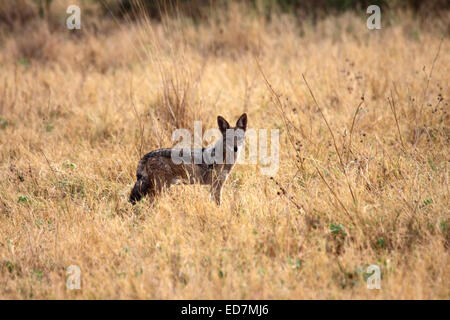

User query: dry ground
[0,2,449,299]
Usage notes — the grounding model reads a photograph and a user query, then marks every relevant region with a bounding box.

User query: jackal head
[216,113,247,165]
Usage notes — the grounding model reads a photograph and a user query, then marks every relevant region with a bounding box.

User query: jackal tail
[129,176,150,204]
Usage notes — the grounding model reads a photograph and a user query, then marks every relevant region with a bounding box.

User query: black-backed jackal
[130,113,247,205]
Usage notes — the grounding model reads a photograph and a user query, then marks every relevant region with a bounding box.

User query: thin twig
[346,98,364,163]
[313,163,357,227]
[418,37,443,122]
[302,74,345,170]
[129,78,145,158]
[302,74,357,204]
[271,171,305,212]
[388,89,405,150]
[41,149,58,180]
[254,57,302,169]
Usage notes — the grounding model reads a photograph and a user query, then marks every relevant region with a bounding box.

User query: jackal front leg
[211,173,227,205]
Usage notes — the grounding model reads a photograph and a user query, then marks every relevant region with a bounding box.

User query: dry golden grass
[0,2,449,299]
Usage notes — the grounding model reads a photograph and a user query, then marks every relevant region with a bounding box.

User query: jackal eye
[234,146,238,152]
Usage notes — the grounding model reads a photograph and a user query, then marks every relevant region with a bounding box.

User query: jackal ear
[236,113,247,131]
[217,116,230,135]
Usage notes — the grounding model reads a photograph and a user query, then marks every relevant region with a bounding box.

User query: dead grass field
[0,1,449,299]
